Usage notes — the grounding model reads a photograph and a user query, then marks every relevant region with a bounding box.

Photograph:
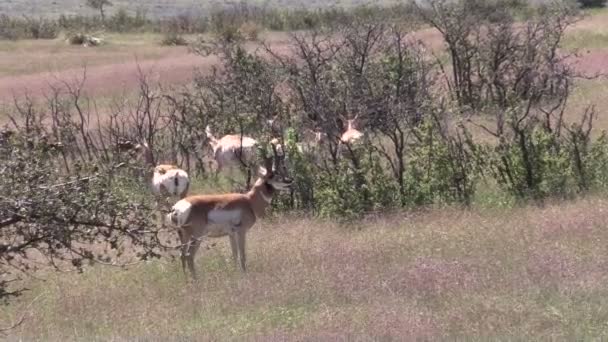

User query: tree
[85,0,113,22]
[0,131,161,302]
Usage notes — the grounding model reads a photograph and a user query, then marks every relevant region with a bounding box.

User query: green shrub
[315,160,370,220]
[487,126,575,200]
[0,15,59,40]
[577,0,606,8]
[580,132,608,190]
[405,121,478,206]
[160,32,188,46]
[27,17,59,39]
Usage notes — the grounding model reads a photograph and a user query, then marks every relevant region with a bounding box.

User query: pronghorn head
[133,141,156,167]
[116,139,136,152]
[205,125,219,150]
[258,145,293,192]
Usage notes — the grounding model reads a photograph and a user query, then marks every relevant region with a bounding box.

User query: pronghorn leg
[236,230,247,272]
[214,156,223,178]
[229,233,238,266]
[177,229,189,275]
[245,168,252,190]
[186,238,202,280]
[156,201,166,228]
[179,182,190,200]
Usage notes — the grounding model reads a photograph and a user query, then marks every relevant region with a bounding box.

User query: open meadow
[2,1,608,341]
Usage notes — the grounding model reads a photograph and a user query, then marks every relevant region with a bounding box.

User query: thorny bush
[0,132,160,302]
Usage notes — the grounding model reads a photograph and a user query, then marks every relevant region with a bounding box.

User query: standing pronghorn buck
[165,148,292,279]
[133,142,190,214]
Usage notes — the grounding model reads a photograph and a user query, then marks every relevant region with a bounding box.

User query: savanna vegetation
[2,0,608,340]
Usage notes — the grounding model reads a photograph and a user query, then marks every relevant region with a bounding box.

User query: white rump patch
[208,209,241,225]
[167,199,192,227]
[153,169,189,196]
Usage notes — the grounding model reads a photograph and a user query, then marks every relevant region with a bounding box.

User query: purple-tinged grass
[2,196,608,340]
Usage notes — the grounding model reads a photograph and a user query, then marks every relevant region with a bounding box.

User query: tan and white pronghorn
[134,142,190,212]
[166,154,292,279]
[340,115,364,144]
[205,125,259,173]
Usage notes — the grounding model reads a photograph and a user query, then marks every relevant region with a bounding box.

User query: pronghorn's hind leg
[179,181,190,200]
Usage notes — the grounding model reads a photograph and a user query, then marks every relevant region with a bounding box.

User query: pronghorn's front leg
[236,230,247,272]
[186,237,202,280]
[154,194,167,228]
[177,228,189,275]
[229,233,238,266]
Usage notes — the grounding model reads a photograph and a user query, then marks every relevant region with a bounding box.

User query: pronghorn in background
[205,122,288,187]
[339,114,364,145]
[134,142,190,214]
[166,150,292,279]
[205,125,259,173]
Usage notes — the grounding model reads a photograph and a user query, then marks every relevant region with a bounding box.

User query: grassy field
[2,196,608,340]
[3,5,608,342]
[0,33,179,78]
[0,0,402,18]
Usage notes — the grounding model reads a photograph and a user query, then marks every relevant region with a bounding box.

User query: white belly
[208,209,241,225]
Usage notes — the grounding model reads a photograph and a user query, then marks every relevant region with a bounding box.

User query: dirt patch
[1,29,607,106]
[0,53,217,104]
[569,48,608,76]
[0,33,294,104]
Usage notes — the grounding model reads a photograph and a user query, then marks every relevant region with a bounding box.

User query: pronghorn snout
[269,176,293,191]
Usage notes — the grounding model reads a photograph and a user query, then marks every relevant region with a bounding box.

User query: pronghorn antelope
[134,142,190,212]
[205,125,259,172]
[299,128,328,154]
[166,153,293,279]
[205,124,286,187]
[340,115,364,144]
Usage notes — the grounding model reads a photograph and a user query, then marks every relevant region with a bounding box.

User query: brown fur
[170,158,291,279]
[155,164,180,175]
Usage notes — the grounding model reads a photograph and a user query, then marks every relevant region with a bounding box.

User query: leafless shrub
[0,69,192,302]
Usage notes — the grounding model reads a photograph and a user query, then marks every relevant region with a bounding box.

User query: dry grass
[2,195,608,340]
[0,34,181,78]
[563,8,608,50]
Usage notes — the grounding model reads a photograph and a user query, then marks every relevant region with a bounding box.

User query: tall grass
[3,195,608,340]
